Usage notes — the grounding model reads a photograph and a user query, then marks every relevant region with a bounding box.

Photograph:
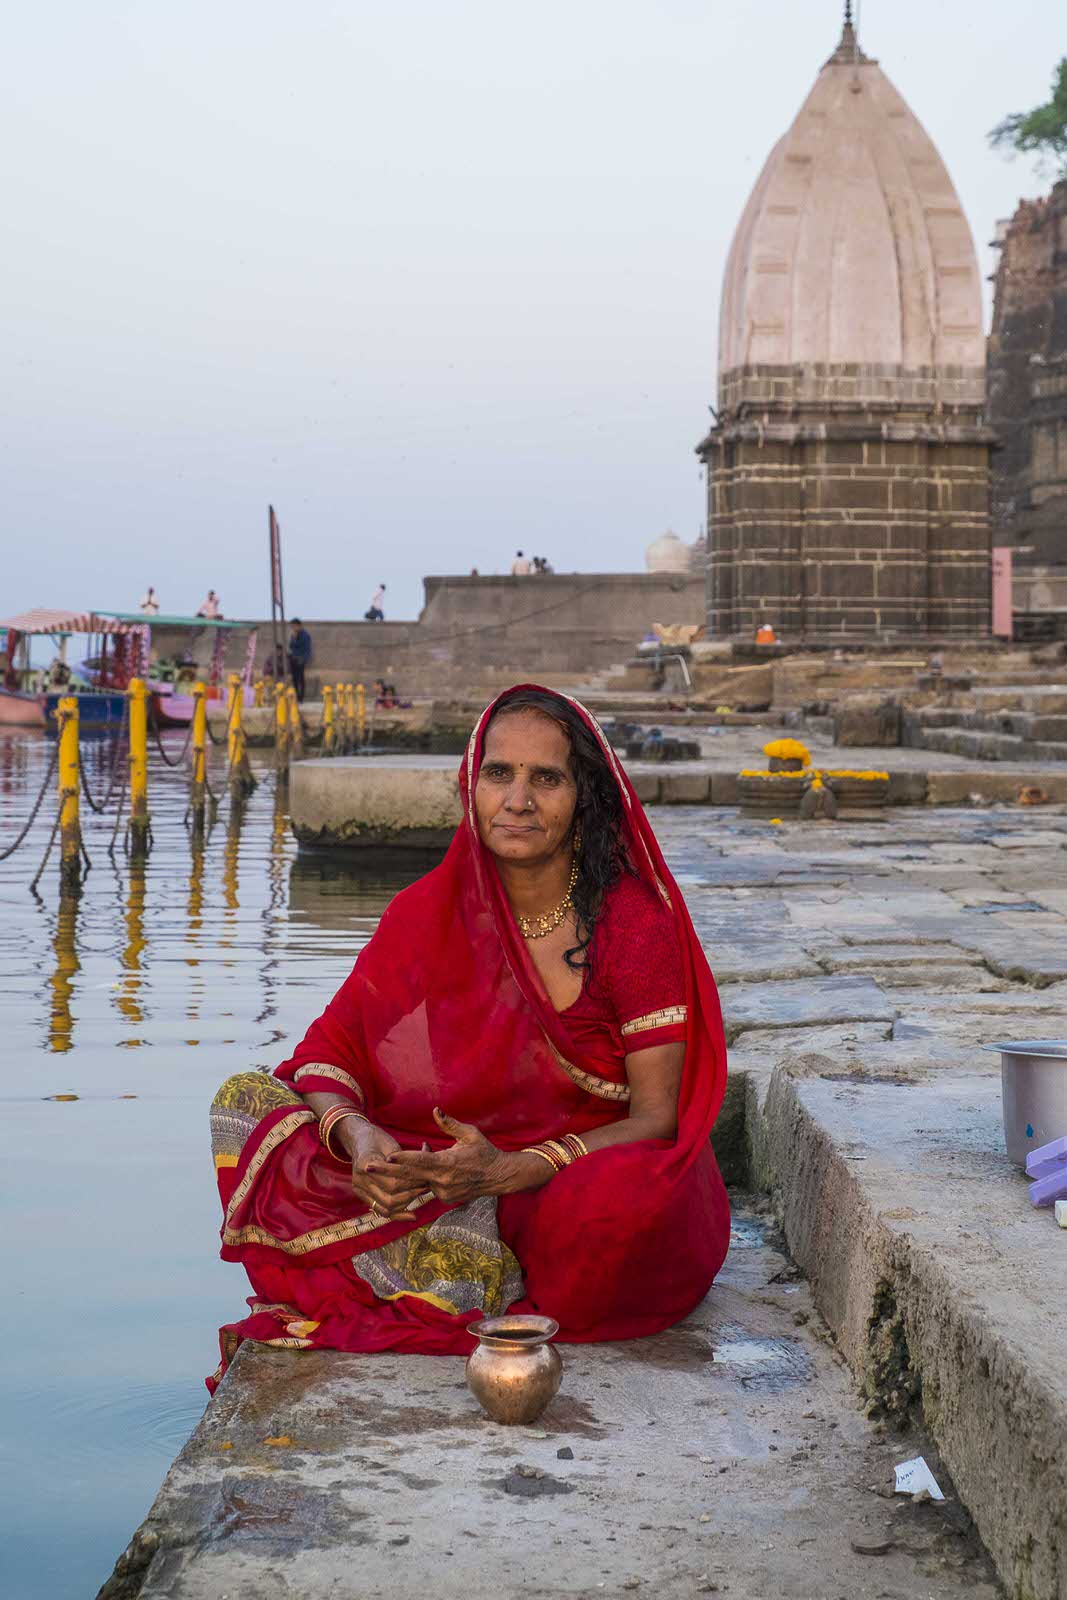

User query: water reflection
[116,855,147,1035]
[48,889,80,1053]
[0,732,445,1600]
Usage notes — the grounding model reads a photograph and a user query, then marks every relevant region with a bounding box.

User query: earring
[573,825,582,853]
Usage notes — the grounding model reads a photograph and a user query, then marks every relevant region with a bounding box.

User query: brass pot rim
[469,1314,559,1347]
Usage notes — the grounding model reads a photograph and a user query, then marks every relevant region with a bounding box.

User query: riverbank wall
[150,573,704,697]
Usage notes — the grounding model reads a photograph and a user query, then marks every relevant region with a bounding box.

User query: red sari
[209,687,729,1388]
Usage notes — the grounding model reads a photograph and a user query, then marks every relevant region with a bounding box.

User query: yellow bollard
[286,685,304,759]
[337,682,350,752]
[274,682,289,771]
[58,695,81,891]
[190,682,208,830]
[342,683,354,749]
[128,677,149,852]
[254,679,265,709]
[226,673,241,768]
[226,673,256,799]
[356,682,366,746]
[322,684,335,756]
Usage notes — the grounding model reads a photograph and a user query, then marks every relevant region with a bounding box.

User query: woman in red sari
[208,686,729,1388]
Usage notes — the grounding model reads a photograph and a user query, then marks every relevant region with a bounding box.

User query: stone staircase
[903,692,1067,763]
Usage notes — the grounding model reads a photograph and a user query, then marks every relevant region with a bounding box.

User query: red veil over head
[216,687,729,1363]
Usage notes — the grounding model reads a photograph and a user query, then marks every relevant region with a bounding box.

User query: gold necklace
[516,858,579,940]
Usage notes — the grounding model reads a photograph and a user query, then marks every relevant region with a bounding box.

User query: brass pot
[466,1314,562,1425]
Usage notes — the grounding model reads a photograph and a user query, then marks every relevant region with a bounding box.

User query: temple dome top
[718,14,984,390]
[645,530,690,574]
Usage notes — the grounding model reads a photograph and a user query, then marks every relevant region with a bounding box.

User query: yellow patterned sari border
[545,1036,630,1102]
[223,1190,436,1256]
[292,1063,365,1102]
[621,1004,688,1037]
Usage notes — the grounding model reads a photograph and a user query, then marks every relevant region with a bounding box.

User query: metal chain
[148,706,195,768]
[0,743,60,860]
[108,756,129,856]
[29,793,65,894]
[79,702,130,812]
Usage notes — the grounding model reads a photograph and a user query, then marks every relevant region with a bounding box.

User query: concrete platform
[289,738,1067,848]
[106,806,1067,1599]
[99,1204,1000,1600]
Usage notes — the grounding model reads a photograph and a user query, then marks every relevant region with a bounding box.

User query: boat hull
[0,688,47,728]
[43,692,127,729]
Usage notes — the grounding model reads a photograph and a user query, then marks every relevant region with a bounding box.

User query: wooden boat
[2,608,258,731]
[0,686,47,729]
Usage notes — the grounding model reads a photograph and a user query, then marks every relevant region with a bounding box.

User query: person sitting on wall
[197,590,222,620]
[206,686,729,1389]
[511,551,531,575]
[755,623,777,646]
[287,619,313,703]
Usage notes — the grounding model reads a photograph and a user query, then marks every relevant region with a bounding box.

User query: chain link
[79,701,130,812]
[0,742,60,860]
[29,797,64,894]
[148,706,195,767]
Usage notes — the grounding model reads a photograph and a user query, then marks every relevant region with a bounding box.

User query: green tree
[990,59,1067,174]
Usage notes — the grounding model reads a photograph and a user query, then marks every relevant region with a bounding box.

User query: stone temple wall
[988,180,1067,566]
[700,373,993,640]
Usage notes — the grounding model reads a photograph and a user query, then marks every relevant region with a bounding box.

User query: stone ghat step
[908,725,1067,764]
[970,685,1067,714]
[289,759,1067,846]
[907,707,1067,741]
[746,1065,1067,1600]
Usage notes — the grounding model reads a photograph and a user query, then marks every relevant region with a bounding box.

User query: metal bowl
[984,1040,1067,1168]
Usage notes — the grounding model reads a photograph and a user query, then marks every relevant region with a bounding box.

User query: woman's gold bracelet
[521,1133,590,1176]
[319,1104,371,1161]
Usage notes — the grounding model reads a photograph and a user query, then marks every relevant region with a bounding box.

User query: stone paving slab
[718,976,896,1044]
[102,1206,1001,1600]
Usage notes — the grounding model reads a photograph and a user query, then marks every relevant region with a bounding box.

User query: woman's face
[475,709,578,866]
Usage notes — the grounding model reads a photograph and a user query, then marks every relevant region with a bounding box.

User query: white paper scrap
[1055,1199,1067,1229]
[894,1456,944,1501]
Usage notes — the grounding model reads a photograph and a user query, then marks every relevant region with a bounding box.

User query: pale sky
[1,0,1059,621]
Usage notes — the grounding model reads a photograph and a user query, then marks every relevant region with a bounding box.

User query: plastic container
[1025,1135,1067,1207]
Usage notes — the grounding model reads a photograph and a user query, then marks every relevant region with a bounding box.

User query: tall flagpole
[269,505,286,675]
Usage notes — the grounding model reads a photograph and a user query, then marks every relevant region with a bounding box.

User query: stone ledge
[744,1062,1067,1600]
[288,760,1067,846]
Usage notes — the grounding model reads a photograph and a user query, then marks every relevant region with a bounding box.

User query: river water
[0,728,433,1598]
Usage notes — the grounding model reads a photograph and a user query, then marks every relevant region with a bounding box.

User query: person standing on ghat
[365,582,386,621]
[286,617,312,703]
[511,550,532,575]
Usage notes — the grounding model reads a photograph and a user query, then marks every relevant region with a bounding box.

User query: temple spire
[826,0,869,66]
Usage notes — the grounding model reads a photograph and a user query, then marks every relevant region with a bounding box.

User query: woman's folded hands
[338,1118,428,1219]
[377,1107,552,1210]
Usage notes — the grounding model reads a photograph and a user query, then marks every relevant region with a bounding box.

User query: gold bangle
[319,1106,370,1161]
[521,1144,564,1173]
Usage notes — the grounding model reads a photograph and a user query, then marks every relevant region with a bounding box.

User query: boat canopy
[0,608,137,636]
[104,612,248,629]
